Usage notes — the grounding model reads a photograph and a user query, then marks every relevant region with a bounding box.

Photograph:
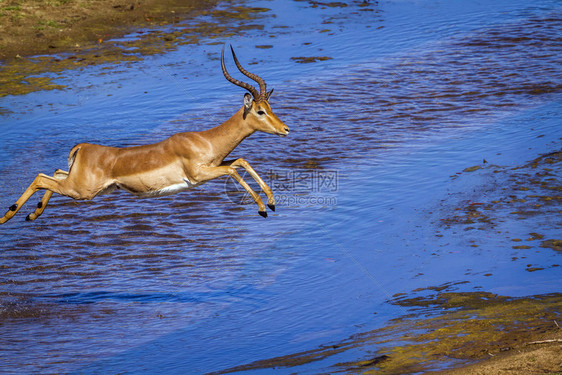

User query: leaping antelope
[0,46,289,224]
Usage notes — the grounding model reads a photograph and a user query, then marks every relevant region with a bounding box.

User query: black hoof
[37,201,43,209]
[25,214,32,221]
[9,204,18,212]
[258,210,268,218]
[267,204,275,212]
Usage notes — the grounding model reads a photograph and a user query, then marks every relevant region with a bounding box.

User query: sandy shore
[437,344,561,375]
[0,0,219,60]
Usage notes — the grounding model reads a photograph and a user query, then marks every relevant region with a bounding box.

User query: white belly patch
[132,178,200,198]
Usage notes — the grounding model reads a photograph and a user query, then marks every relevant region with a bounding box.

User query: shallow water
[1,0,561,373]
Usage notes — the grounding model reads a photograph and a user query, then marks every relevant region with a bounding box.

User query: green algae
[463,165,481,172]
[203,6,271,21]
[441,151,561,240]
[541,239,562,252]
[290,56,333,63]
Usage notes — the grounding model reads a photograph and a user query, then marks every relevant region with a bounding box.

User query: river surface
[1,0,561,373]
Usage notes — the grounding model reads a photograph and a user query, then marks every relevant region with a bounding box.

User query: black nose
[284,127,290,133]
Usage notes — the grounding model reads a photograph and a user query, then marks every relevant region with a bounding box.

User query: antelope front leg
[222,158,276,211]
[26,169,69,221]
[200,165,268,218]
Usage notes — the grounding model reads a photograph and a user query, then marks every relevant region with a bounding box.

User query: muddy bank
[0,0,277,97]
[0,0,220,60]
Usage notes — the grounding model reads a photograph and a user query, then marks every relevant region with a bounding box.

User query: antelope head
[221,46,290,137]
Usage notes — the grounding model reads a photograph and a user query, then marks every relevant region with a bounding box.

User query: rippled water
[1,0,561,373]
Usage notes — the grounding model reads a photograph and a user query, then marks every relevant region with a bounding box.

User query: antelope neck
[202,107,255,163]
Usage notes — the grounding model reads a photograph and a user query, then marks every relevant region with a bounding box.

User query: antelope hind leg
[26,169,69,221]
[1,175,42,224]
[1,172,68,224]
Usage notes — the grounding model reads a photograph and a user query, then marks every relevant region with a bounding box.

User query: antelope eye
[257,110,265,116]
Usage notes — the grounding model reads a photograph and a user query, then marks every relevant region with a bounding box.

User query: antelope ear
[243,93,253,109]
[266,89,274,101]
[243,93,253,119]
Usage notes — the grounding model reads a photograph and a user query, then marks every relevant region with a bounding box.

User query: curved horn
[229,45,267,102]
[221,45,260,100]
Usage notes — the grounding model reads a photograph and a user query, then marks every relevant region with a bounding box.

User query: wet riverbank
[0,0,223,60]
[1,0,561,373]
[0,0,273,97]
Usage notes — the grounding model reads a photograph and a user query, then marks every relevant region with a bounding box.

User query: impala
[0,46,289,224]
